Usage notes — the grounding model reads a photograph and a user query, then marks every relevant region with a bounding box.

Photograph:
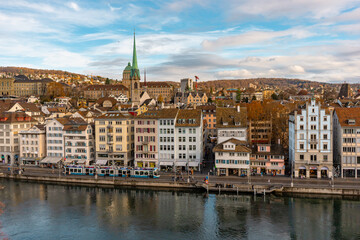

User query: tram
[64,165,160,178]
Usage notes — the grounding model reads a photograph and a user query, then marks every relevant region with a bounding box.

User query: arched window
[134,82,138,89]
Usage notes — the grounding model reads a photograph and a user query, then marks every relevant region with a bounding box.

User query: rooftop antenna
[144,68,147,88]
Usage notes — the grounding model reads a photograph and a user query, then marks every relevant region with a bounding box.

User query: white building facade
[289,99,333,178]
[64,122,95,165]
[214,138,251,176]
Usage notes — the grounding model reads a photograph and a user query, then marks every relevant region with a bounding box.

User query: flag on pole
[195,76,199,92]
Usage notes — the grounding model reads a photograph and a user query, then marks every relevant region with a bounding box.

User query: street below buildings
[1,164,360,190]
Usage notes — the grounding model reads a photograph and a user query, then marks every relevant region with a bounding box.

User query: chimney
[237,105,240,113]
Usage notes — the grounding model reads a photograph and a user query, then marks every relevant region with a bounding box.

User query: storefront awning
[160,161,174,166]
[267,166,285,170]
[298,166,306,170]
[96,160,108,165]
[175,162,187,166]
[41,157,62,164]
[64,159,73,164]
[20,158,37,161]
[189,162,199,167]
[76,160,86,164]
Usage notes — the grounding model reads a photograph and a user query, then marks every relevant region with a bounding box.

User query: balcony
[309,138,317,143]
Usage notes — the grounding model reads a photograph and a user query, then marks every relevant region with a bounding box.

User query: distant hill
[0,66,84,77]
[198,78,331,90]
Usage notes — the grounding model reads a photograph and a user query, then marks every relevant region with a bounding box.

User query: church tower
[122,32,141,106]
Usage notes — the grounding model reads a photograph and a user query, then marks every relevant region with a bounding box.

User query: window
[311,116,316,121]
[310,155,317,161]
[324,125,328,130]
[310,144,317,150]
[300,154,304,160]
[300,125,304,130]
[300,143,304,150]
[323,155,328,162]
[311,125,316,130]
[323,144,328,150]
[323,134,328,140]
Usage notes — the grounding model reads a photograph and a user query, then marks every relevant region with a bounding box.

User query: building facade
[250,144,285,175]
[198,105,217,138]
[94,112,134,166]
[289,99,333,178]
[135,112,159,168]
[214,138,251,176]
[141,82,172,102]
[83,85,129,100]
[0,112,37,165]
[217,106,247,144]
[19,124,46,165]
[64,121,95,165]
[333,108,360,178]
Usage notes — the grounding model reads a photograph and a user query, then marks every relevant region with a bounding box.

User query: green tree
[236,89,242,102]
[105,78,111,85]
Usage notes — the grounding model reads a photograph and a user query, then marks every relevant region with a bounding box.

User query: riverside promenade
[1,165,360,196]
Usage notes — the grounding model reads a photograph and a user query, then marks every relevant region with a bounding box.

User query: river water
[0,179,360,240]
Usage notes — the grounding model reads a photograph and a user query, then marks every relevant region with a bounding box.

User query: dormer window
[235,122,240,126]
[348,119,356,125]
[223,122,228,126]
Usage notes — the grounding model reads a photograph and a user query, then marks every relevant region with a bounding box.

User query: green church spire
[132,31,138,70]
[130,31,140,80]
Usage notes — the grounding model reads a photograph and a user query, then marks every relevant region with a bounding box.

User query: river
[0,179,360,240]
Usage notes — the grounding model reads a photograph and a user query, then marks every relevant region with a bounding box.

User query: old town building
[83,85,128,100]
[214,138,251,176]
[333,108,360,178]
[94,112,134,166]
[0,112,37,165]
[19,124,46,165]
[141,82,172,102]
[250,144,285,175]
[217,106,248,144]
[289,99,333,178]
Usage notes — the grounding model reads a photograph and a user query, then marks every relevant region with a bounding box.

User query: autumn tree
[157,94,164,103]
[46,82,65,99]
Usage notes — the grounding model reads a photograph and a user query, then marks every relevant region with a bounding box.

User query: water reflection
[0,179,360,240]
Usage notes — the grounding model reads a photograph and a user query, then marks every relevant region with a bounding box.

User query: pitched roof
[96,97,118,106]
[83,84,128,91]
[0,112,36,123]
[216,107,247,128]
[335,107,360,127]
[175,109,201,127]
[140,82,171,88]
[137,109,179,119]
[213,138,251,153]
[96,112,134,119]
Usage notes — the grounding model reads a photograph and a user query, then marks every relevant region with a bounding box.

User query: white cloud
[226,0,359,20]
[289,65,305,73]
[202,28,314,50]
[216,69,253,79]
[67,2,80,11]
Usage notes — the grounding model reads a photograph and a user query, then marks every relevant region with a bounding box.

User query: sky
[0,0,360,83]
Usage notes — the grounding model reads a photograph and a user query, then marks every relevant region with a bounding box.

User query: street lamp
[291,159,294,187]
